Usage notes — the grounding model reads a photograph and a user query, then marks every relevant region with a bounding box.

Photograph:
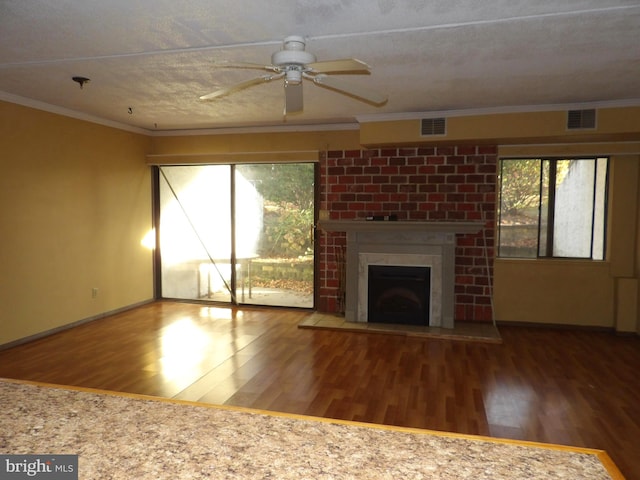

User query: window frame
[497,156,609,260]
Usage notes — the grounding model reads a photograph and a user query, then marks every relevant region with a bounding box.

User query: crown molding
[0,91,151,135]
[4,90,640,138]
[0,91,359,136]
[355,99,640,124]
[150,121,360,137]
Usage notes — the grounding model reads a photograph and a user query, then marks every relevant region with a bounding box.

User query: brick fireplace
[317,145,496,323]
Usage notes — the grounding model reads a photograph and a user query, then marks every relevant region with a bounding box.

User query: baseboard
[495,320,624,334]
[0,298,155,351]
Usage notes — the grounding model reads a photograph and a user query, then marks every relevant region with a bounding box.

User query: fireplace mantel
[319,220,485,329]
[318,220,484,235]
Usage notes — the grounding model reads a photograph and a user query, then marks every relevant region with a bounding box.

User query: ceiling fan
[199,36,387,115]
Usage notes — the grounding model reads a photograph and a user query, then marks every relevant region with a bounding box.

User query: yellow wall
[148,108,640,333]
[493,146,640,331]
[493,260,614,327]
[359,106,640,146]
[358,106,639,332]
[2,99,639,346]
[0,101,154,346]
[147,128,362,166]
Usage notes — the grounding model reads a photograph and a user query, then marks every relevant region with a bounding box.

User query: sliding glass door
[157,163,315,308]
[159,165,233,302]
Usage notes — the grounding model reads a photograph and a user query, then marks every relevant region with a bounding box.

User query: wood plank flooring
[0,301,638,478]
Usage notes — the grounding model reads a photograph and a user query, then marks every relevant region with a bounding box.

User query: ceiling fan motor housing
[271,35,316,84]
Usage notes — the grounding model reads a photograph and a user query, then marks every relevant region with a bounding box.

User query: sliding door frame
[151,163,318,308]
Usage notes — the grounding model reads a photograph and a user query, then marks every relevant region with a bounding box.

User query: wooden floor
[1,301,638,478]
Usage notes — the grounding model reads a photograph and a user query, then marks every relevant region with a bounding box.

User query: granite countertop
[0,379,621,479]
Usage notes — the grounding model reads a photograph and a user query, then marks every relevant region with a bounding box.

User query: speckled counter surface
[0,379,621,479]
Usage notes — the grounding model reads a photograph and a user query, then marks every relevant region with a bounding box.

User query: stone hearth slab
[299,312,502,343]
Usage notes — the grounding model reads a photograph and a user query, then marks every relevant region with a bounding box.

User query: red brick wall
[317,145,497,322]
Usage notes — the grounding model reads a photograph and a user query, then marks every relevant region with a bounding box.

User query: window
[498,157,608,259]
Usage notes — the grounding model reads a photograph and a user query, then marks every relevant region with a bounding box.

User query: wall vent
[567,109,596,129]
[421,117,446,136]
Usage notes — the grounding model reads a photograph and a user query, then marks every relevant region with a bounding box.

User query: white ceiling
[1,0,639,132]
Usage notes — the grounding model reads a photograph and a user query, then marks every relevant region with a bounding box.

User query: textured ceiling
[1,0,639,132]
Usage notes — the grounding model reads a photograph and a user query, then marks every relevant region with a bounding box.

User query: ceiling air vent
[567,109,596,130]
[421,117,446,136]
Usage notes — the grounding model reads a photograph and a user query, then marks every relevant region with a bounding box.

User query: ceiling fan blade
[284,81,303,114]
[199,73,282,101]
[311,74,387,105]
[211,60,279,72]
[307,58,370,74]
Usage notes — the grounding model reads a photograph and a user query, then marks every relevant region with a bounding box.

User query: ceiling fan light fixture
[285,69,302,85]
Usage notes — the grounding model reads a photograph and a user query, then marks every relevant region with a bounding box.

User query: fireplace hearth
[368,265,430,325]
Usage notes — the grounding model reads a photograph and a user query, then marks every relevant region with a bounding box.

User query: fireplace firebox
[368,265,431,325]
